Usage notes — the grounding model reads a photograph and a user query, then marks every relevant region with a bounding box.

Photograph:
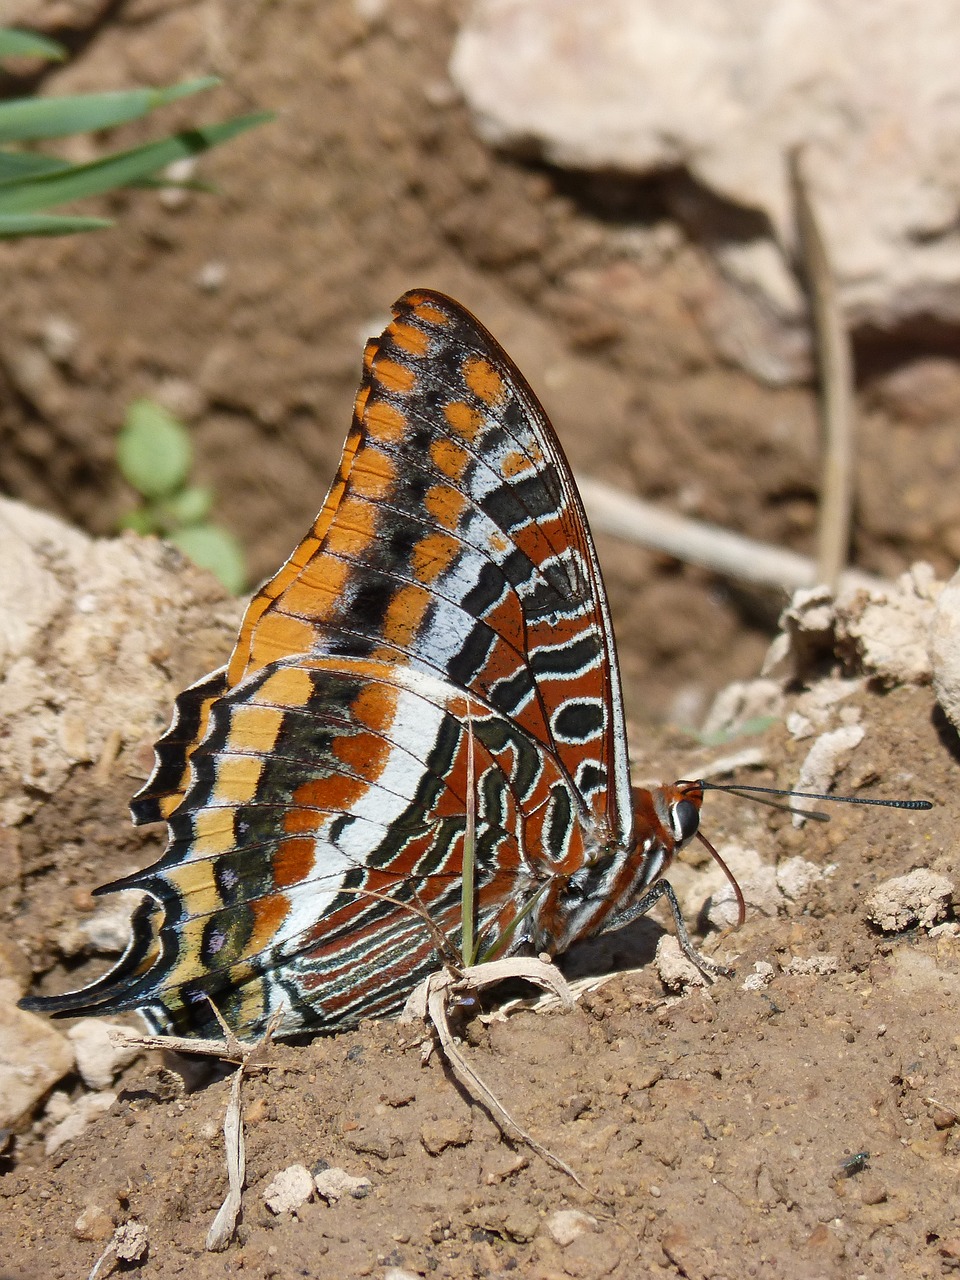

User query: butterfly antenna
[696,831,746,928]
[698,780,932,812]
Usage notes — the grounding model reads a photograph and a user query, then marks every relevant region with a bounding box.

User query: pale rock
[792,678,864,729]
[700,844,782,930]
[74,1204,115,1242]
[420,1114,472,1155]
[783,954,839,976]
[836,567,941,685]
[114,1220,148,1263]
[785,711,814,740]
[866,870,955,933]
[700,678,784,742]
[0,977,75,1128]
[930,568,960,735]
[544,1208,598,1247]
[313,1167,372,1202]
[44,1089,117,1155]
[81,895,141,953]
[654,936,708,992]
[766,587,838,681]
[742,961,775,992]
[777,856,834,902]
[452,0,960,338]
[767,569,943,687]
[263,1164,315,1215]
[67,1019,142,1090]
[791,725,864,828]
[0,497,240,827]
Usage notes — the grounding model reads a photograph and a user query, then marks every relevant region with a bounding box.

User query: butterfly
[22,289,723,1041]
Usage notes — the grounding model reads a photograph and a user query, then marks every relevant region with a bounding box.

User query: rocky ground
[2,2,960,1277]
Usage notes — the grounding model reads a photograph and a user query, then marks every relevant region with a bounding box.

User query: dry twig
[402,957,586,1187]
[789,145,856,592]
[576,476,878,594]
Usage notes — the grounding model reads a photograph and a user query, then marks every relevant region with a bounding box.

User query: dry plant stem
[790,146,856,593]
[205,1063,245,1252]
[87,1238,117,1280]
[404,959,585,1188]
[575,476,878,595]
[112,1007,283,1253]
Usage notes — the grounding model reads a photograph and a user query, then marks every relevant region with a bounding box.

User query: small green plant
[118,399,247,594]
[0,27,271,237]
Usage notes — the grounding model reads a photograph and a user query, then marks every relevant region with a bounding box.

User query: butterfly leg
[628,879,735,982]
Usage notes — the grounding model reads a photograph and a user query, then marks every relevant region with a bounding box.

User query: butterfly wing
[24,290,636,1038]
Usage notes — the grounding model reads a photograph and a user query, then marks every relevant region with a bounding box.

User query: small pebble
[313,1167,372,1203]
[264,1164,315,1215]
[544,1209,598,1247]
[865,870,954,932]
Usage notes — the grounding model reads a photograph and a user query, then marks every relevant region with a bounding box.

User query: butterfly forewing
[25,290,638,1038]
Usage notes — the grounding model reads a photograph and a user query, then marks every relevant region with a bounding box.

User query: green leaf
[0,29,66,62]
[118,399,192,499]
[0,212,111,236]
[0,77,221,144]
[0,150,71,182]
[0,112,273,214]
[171,524,246,595]
[157,484,214,528]
[118,507,158,536]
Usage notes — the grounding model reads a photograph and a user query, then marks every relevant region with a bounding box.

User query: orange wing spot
[255,665,315,709]
[350,444,397,501]
[463,355,505,406]
[225,704,285,754]
[443,399,483,442]
[354,380,372,418]
[351,682,398,733]
[244,612,318,668]
[374,358,416,394]
[389,320,431,357]
[287,774,366,822]
[191,807,237,856]
[287,534,322,571]
[362,338,379,376]
[430,437,469,482]
[365,399,408,443]
[411,529,459,585]
[488,530,508,554]
[383,582,431,648]
[424,483,468,532]
[212,754,264,806]
[322,496,378,559]
[249,892,290,950]
[502,450,532,477]
[280,553,350,614]
[273,837,315,888]
[408,296,452,326]
[333,729,389,777]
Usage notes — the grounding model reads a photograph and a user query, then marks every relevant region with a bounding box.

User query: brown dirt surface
[2,1,960,1277]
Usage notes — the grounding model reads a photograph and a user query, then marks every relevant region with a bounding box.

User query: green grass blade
[0,29,66,61]
[0,112,272,214]
[478,884,548,964]
[0,77,222,144]
[0,151,70,182]
[0,212,112,237]
[460,703,478,967]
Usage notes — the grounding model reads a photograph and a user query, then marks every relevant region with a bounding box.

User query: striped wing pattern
[26,290,691,1040]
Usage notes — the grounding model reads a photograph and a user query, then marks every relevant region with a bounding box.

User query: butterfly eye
[672,798,700,846]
